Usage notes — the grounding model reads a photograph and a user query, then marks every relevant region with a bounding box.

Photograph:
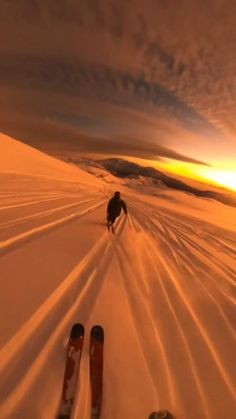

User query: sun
[199,168,236,192]
[153,160,236,192]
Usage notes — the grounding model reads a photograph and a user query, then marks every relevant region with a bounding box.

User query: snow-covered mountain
[62,156,236,208]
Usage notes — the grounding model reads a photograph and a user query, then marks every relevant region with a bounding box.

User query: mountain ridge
[63,156,236,208]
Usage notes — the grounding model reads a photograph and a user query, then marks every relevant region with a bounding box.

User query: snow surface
[0,134,235,419]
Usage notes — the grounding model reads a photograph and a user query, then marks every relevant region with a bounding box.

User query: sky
[0,0,236,191]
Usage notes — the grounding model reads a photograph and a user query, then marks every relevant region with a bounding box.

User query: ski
[107,223,115,233]
[89,325,104,419]
[57,323,85,419]
[149,411,174,418]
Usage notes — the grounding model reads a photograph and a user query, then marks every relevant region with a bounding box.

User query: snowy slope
[0,133,101,186]
[0,137,235,419]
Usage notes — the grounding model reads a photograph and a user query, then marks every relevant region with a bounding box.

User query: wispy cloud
[0,55,224,138]
[0,0,235,165]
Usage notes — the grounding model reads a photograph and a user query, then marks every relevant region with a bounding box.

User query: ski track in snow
[0,195,97,229]
[0,195,107,256]
[0,231,113,418]
[0,189,235,419]
[0,194,77,211]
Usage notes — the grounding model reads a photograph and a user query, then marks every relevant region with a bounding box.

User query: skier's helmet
[114,191,121,198]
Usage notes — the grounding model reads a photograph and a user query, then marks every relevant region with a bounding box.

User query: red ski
[89,325,104,419]
[58,323,84,419]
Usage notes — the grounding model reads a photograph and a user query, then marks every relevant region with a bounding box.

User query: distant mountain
[97,158,236,207]
[62,156,236,208]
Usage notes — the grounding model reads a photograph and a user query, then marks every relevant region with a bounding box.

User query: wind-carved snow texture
[0,145,235,418]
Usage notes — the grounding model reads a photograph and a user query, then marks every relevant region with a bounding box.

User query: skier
[107,191,127,232]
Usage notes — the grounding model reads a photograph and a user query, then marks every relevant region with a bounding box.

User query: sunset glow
[1,2,236,418]
[199,168,236,191]
[155,160,236,192]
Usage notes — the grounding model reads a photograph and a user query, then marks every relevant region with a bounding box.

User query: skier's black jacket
[107,196,127,219]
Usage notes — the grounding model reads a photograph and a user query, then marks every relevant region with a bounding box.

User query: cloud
[0,106,208,167]
[0,54,224,139]
[0,0,235,165]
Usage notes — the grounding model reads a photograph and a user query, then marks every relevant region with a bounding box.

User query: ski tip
[70,323,84,339]
[91,325,104,342]
[149,411,174,419]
